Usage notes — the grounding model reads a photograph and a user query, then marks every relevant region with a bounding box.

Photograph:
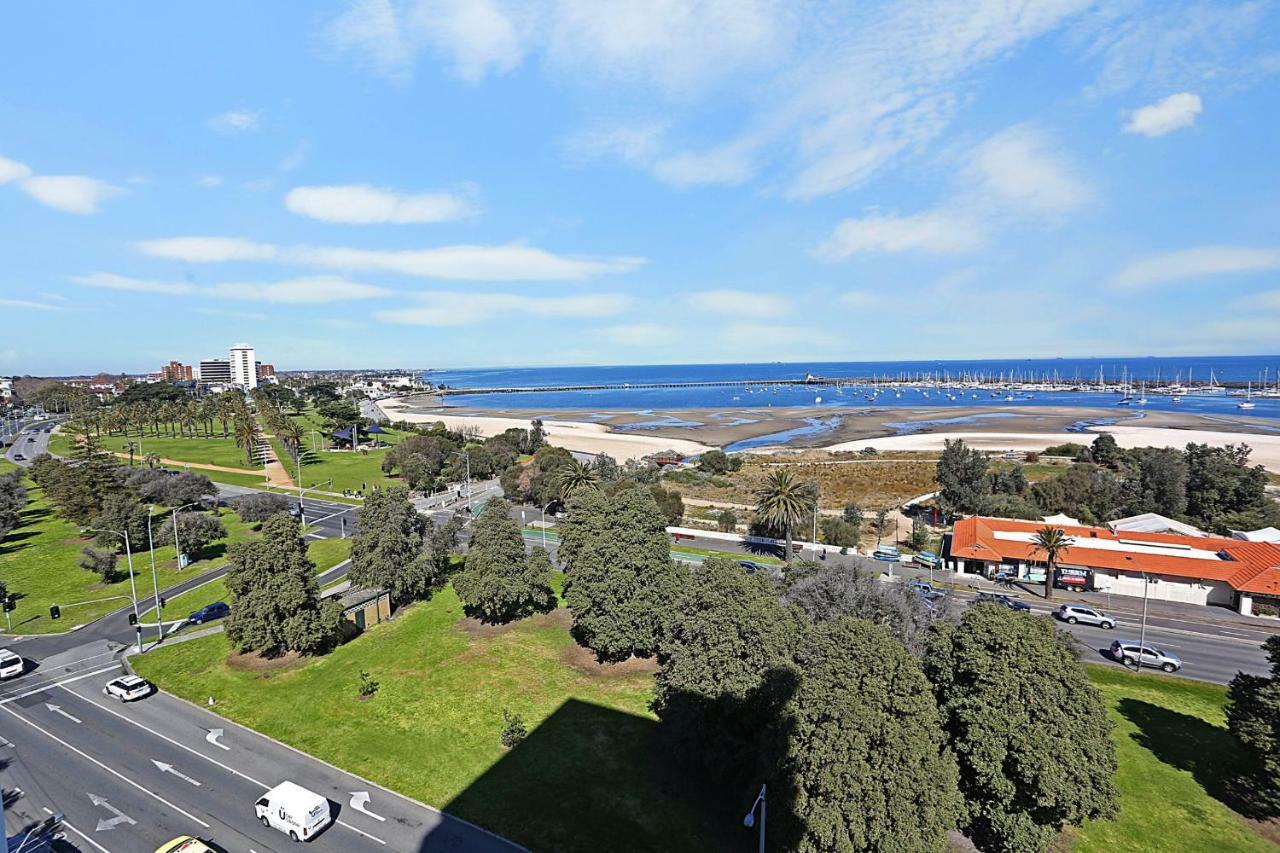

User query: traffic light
[158,597,166,609]
[49,604,60,620]
[127,612,137,626]
[2,596,13,613]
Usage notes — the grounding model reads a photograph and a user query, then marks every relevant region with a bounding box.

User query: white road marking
[152,759,202,786]
[41,807,113,853]
[206,727,229,750]
[0,703,209,827]
[45,703,82,724]
[350,791,386,821]
[0,663,122,706]
[89,793,135,831]
[59,686,387,845]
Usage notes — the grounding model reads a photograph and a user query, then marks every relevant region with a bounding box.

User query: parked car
[738,560,767,574]
[904,579,935,596]
[255,781,332,842]
[11,454,23,461]
[1055,603,1115,629]
[287,503,303,519]
[1109,640,1182,672]
[156,837,227,853]
[974,591,1032,612]
[103,674,153,702]
[187,602,230,625]
[0,648,24,679]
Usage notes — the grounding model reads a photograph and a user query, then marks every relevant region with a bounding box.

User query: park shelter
[339,587,391,631]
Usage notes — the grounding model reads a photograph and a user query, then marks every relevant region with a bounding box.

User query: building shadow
[423,697,744,853]
[1117,697,1269,818]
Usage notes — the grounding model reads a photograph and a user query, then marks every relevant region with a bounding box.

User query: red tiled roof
[951,516,1280,592]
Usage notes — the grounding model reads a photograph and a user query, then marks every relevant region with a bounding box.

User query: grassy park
[132,579,1278,853]
[48,430,258,470]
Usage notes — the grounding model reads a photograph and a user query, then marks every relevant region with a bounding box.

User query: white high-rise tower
[230,343,258,390]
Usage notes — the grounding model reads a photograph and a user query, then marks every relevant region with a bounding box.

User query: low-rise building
[946,515,1280,616]
[162,360,194,382]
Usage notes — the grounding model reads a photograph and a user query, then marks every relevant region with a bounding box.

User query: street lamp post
[743,784,766,853]
[297,479,334,530]
[89,527,142,653]
[452,449,472,514]
[1136,572,1152,671]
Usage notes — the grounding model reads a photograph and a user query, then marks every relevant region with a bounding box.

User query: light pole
[89,527,142,653]
[1136,571,1152,671]
[453,449,472,514]
[170,501,201,571]
[297,479,334,530]
[743,783,766,853]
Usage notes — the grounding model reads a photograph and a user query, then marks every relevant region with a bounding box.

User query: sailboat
[1238,383,1256,409]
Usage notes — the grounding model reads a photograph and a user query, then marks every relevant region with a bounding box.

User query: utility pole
[1136,572,1151,672]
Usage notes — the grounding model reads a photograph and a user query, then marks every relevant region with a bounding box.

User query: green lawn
[49,430,259,470]
[157,537,351,622]
[133,583,724,853]
[0,478,257,634]
[1069,665,1278,852]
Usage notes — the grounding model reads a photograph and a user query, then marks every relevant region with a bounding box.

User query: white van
[255,781,331,842]
[0,649,24,680]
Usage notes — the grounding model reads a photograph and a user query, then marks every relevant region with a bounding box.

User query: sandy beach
[380,397,1280,471]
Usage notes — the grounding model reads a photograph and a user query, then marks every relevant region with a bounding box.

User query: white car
[103,674,153,702]
[0,649,24,679]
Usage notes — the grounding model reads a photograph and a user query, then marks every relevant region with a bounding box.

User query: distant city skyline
[3,2,1279,374]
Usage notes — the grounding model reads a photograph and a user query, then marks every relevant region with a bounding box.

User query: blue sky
[2,1,1279,375]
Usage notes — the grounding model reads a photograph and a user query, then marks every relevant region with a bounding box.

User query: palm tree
[556,459,600,500]
[233,416,261,466]
[280,421,305,464]
[122,440,138,467]
[1031,525,1073,602]
[143,451,161,469]
[755,469,816,561]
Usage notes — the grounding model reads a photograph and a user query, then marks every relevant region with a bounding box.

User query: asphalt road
[3,416,57,467]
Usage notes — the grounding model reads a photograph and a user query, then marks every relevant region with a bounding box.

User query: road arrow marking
[349,791,386,822]
[88,793,135,831]
[205,728,229,750]
[44,703,82,724]
[151,759,201,786]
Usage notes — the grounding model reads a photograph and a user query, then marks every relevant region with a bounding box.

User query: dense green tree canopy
[232,492,290,523]
[225,514,338,656]
[775,617,961,852]
[453,498,554,623]
[153,511,227,557]
[925,606,1118,852]
[90,492,150,553]
[937,438,990,515]
[1226,635,1280,815]
[349,486,434,605]
[559,487,687,661]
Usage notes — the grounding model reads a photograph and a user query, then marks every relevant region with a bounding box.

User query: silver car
[1109,640,1182,673]
[1056,604,1115,629]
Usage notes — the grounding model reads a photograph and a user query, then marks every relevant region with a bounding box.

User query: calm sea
[422,356,1280,422]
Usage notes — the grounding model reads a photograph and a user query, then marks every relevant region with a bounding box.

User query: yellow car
[155,838,223,853]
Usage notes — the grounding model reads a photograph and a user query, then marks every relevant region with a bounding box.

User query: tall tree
[556,458,600,500]
[90,493,150,553]
[453,498,554,622]
[925,606,1118,852]
[754,469,816,560]
[937,438,990,515]
[224,514,338,656]
[1031,525,1072,602]
[559,487,688,661]
[653,557,801,785]
[1226,635,1280,816]
[349,486,438,605]
[774,617,961,852]
[233,416,260,466]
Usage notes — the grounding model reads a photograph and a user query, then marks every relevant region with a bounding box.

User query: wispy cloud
[375,291,633,325]
[1124,92,1202,137]
[71,272,196,295]
[0,298,61,311]
[207,109,262,134]
[683,289,791,318]
[196,175,224,188]
[285,183,479,224]
[19,175,123,215]
[819,210,986,258]
[599,322,679,346]
[134,236,645,281]
[72,272,394,304]
[965,125,1092,217]
[194,307,269,322]
[279,140,312,172]
[0,156,32,184]
[1113,246,1280,289]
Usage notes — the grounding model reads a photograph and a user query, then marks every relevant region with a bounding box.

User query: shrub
[358,670,379,698]
[233,492,290,523]
[500,709,527,748]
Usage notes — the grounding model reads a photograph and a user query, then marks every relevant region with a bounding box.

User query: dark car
[187,602,230,625]
[974,591,1032,612]
[738,560,767,574]
[287,503,303,519]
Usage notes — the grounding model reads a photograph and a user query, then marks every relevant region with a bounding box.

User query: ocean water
[423,357,1280,420]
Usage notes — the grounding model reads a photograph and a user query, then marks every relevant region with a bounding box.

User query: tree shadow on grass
[435,698,737,853]
[1117,698,1272,820]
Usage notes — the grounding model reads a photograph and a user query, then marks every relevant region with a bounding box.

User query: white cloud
[285,184,478,224]
[279,140,311,172]
[966,125,1092,216]
[0,156,32,184]
[1113,246,1280,289]
[19,175,122,214]
[195,307,269,321]
[1231,290,1280,312]
[1123,92,1202,137]
[196,175,224,188]
[207,109,262,134]
[38,292,69,302]
[819,210,986,258]
[722,321,839,349]
[375,291,633,325]
[135,236,645,281]
[70,272,196,295]
[600,322,678,346]
[210,276,393,304]
[683,289,790,318]
[0,298,61,311]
